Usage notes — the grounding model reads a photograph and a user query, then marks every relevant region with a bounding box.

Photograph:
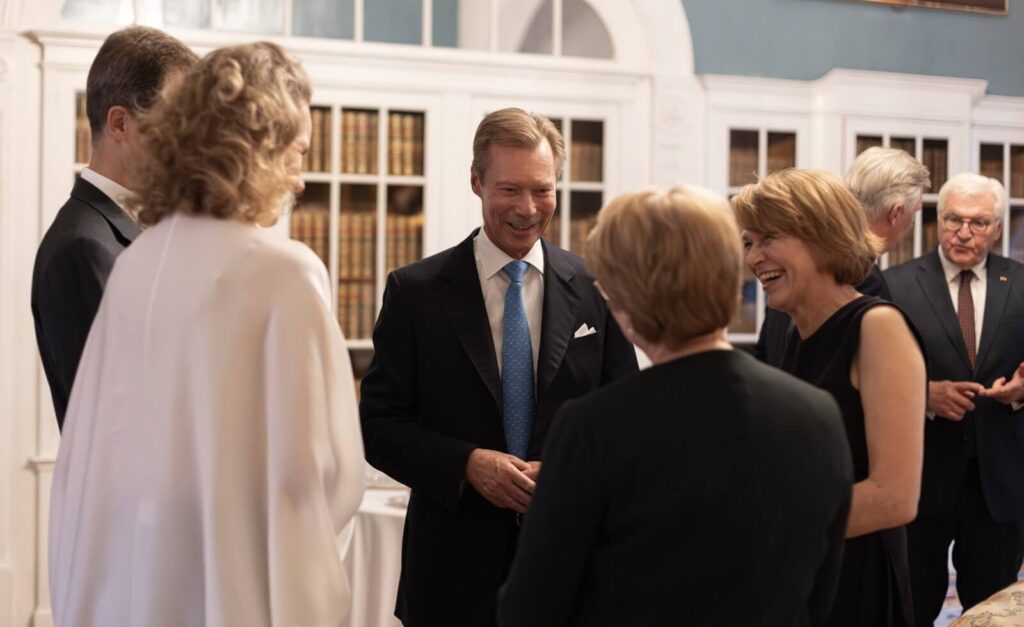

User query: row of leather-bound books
[289,209,423,278]
[74,94,92,165]
[338,280,376,340]
[727,131,796,187]
[300,108,425,177]
[920,142,949,191]
[569,139,603,183]
[301,108,333,173]
[980,144,1024,198]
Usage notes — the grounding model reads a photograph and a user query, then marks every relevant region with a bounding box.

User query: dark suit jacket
[885,251,1024,522]
[32,176,140,430]
[497,350,854,627]
[753,264,890,367]
[360,231,638,627]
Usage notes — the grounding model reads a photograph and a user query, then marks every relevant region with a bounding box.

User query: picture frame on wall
[857,0,1007,14]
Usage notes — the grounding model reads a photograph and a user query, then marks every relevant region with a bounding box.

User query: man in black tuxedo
[885,173,1024,623]
[360,108,638,627]
[31,27,196,430]
[753,147,930,365]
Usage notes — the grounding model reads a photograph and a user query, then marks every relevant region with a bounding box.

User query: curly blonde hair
[129,42,311,226]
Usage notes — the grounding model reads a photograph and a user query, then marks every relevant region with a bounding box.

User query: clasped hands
[929,362,1024,420]
[465,448,541,514]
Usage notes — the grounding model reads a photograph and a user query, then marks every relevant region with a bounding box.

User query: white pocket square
[573,323,597,339]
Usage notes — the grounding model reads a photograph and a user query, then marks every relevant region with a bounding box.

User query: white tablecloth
[343,488,408,627]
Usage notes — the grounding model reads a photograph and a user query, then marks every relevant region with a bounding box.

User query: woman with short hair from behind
[48,42,365,627]
[498,186,855,626]
[734,168,926,626]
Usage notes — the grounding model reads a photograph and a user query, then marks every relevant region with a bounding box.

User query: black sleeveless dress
[779,295,916,627]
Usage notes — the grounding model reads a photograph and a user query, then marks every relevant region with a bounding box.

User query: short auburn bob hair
[129,42,311,227]
[586,185,743,349]
[731,168,882,286]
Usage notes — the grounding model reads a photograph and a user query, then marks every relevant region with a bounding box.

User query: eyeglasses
[593,280,610,302]
[942,215,996,234]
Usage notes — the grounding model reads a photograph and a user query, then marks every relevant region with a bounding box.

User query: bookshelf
[74,92,90,167]
[74,96,427,365]
[979,141,1024,262]
[542,117,605,256]
[287,105,426,355]
[726,127,798,339]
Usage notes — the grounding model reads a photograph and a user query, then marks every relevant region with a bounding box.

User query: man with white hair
[885,172,1024,623]
[753,147,930,366]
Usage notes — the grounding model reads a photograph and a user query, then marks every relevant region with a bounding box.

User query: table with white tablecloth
[342,488,408,627]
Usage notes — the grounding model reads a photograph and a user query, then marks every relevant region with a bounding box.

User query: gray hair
[938,172,1005,219]
[845,147,931,222]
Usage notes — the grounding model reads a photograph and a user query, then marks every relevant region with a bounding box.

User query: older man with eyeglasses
[885,172,1024,625]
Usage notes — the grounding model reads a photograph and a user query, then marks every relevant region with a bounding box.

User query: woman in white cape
[48,42,365,627]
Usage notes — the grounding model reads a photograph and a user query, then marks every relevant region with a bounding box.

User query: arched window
[60,0,615,59]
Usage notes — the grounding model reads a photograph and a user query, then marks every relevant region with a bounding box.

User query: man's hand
[928,380,985,421]
[979,362,1024,405]
[465,449,537,513]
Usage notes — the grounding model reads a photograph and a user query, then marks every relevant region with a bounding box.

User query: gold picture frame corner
[856,0,1007,16]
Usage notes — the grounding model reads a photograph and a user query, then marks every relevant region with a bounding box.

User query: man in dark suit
[32,27,196,430]
[360,108,638,627]
[885,172,1024,623]
[753,147,929,365]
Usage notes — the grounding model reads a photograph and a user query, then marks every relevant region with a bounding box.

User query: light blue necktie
[502,260,535,460]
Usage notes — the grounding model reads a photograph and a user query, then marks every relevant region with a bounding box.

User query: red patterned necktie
[957,270,976,369]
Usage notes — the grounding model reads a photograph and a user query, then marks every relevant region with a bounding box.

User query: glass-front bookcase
[543,117,606,256]
[726,127,798,340]
[73,94,432,390]
[286,102,430,389]
[289,105,426,346]
[978,139,1024,261]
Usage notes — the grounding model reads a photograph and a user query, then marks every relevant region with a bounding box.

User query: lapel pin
[1000,276,1008,282]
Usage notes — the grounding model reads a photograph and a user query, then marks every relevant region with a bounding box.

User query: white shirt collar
[937,245,987,285]
[80,168,133,213]
[475,227,545,280]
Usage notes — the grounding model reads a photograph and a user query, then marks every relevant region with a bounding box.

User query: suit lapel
[976,254,1010,373]
[71,176,142,244]
[440,233,502,410]
[916,251,973,372]
[536,241,581,406]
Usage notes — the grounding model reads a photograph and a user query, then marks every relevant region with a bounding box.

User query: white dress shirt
[474,228,544,378]
[80,167,133,214]
[938,246,986,355]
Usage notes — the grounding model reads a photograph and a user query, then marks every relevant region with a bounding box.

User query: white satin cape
[49,212,365,626]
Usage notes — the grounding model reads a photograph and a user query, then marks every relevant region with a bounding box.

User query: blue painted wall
[682,0,1024,96]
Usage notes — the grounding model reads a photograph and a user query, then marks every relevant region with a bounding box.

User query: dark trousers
[908,460,1024,626]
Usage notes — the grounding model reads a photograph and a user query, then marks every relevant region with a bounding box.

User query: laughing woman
[733,168,926,627]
